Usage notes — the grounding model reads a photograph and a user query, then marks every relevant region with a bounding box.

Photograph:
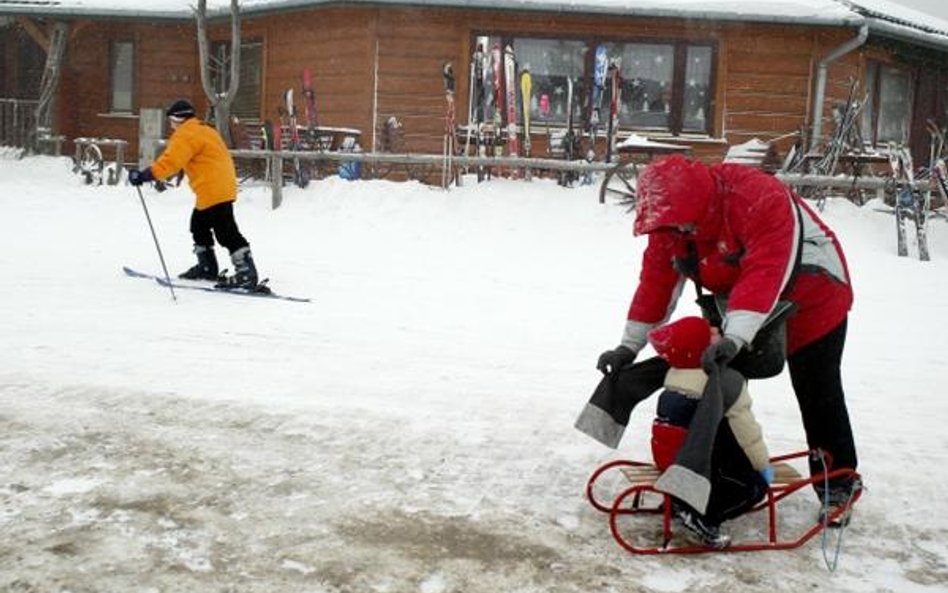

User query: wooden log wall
[46,5,904,169]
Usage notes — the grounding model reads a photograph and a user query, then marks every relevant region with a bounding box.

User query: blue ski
[123,266,311,303]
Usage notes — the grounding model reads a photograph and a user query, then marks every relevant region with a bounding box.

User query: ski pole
[134,185,176,301]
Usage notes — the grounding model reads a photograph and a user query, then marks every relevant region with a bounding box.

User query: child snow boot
[179,245,219,280]
[673,504,731,549]
[218,246,259,289]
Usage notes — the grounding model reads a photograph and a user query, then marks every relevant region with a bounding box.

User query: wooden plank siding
[63,20,199,159]
[244,7,374,144]
[39,4,890,167]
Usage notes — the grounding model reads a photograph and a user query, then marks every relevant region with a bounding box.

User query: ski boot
[178,245,219,280]
[216,246,261,290]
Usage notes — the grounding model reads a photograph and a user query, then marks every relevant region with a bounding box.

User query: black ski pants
[787,318,858,490]
[189,201,249,254]
[703,422,769,525]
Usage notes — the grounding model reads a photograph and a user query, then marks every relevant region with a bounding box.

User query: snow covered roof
[0,0,862,25]
[1,0,946,50]
[841,0,948,49]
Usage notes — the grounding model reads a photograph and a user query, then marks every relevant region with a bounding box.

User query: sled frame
[586,450,862,554]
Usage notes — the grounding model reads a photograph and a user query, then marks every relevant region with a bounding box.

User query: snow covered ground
[1,155,947,593]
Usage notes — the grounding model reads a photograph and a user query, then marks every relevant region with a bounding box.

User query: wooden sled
[586,450,862,554]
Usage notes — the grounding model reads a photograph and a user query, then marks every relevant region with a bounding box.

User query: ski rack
[586,450,862,555]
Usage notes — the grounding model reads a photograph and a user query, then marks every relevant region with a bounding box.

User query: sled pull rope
[815,449,851,573]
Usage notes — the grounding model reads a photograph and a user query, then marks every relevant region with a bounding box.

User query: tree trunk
[195,0,241,147]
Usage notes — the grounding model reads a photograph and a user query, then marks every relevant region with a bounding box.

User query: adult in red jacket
[596,155,858,509]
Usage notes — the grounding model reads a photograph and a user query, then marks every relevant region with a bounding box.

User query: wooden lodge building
[1,0,948,169]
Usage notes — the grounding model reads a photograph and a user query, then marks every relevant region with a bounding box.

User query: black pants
[703,423,769,524]
[189,201,249,254]
[787,318,858,488]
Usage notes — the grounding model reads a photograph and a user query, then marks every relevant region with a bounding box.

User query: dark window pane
[877,65,913,144]
[604,42,674,130]
[512,38,585,125]
[861,62,878,143]
[210,41,262,121]
[683,46,712,133]
[110,41,134,113]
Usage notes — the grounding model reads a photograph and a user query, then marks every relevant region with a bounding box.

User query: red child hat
[647,316,712,369]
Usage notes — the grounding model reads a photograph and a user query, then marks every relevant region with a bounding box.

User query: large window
[470,34,715,136]
[861,61,914,145]
[109,40,134,113]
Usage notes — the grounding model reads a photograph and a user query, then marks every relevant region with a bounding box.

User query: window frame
[861,59,916,147]
[108,39,135,114]
[469,32,717,137]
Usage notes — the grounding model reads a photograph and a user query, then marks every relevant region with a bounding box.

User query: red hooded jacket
[626,156,852,354]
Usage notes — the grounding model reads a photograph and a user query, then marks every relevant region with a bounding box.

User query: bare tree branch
[193,0,241,145]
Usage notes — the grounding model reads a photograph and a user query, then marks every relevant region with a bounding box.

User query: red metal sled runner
[586,450,862,554]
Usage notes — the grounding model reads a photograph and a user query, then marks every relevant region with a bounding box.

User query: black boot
[178,245,219,280]
[673,504,731,549]
[218,246,258,289]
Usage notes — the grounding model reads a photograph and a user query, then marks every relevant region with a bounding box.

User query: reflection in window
[862,61,914,145]
[683,46,712,132]
[605,42,673,129]
[211,40,263,121]
[110,41,134,113]
[512,38,585,125]
[471,34,715,135]
[878,65,913,144]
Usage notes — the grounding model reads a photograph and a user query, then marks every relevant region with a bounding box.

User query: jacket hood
[648,316,713,369]
[634,155,717,236]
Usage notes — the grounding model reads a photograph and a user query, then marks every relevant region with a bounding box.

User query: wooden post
[270,154,283,209]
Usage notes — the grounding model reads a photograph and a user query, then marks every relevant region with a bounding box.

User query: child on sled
[647,316,773,548]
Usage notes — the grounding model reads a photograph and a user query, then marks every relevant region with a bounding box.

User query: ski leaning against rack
[590,44,608,155]
[888,145,930,261]
[520,65,532,181]
[123,266,311,303]
[491,42,504,161]
[284,88,310,189]
[559,76,578,187]
[503,45,520,178]
[605,59,621,163]
[442,61,456,189]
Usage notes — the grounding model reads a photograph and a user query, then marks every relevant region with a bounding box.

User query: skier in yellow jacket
[129,99,260,289]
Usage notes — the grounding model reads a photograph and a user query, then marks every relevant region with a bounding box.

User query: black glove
[596,345,638,375]
[701,337,741,373]
[128,167,155,187]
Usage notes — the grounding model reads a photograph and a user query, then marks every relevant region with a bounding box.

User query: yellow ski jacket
[151,118,237,211]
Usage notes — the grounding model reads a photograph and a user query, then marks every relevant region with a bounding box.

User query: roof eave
[0,0,867,28]
[0,7,188,21]
[867,16,948,53]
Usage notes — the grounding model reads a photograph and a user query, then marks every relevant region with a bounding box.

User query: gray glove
[701,338,741,373]
[596,345,638,375]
